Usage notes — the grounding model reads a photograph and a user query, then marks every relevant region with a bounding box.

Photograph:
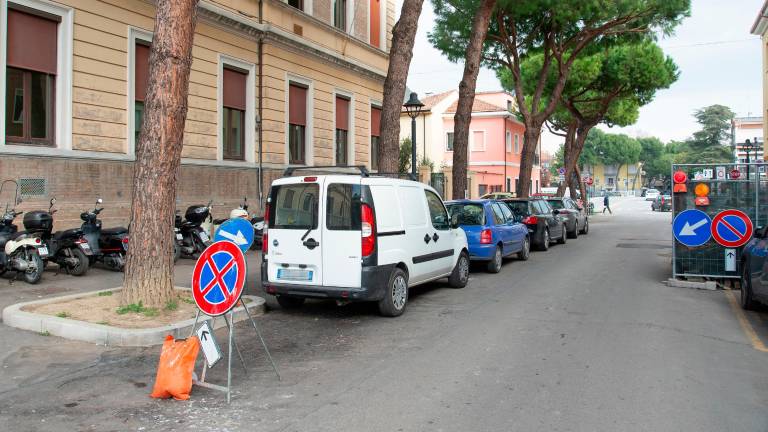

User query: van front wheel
[378,268,408,317]
[449,251,470,288]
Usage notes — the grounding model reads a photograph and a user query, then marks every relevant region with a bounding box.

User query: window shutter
[371,107,381,137]
[370,0,381,48]
[336,96,349,131]
[289,84,307,126]
[135,43,150,102]
[223,68,247,111]
[7,9,58,75]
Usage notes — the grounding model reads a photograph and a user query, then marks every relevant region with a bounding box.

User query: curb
[1,287,266,347]
[666,278,718,291]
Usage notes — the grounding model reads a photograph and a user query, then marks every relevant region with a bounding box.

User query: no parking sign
[711,209,753,248]
[192,241,246,316]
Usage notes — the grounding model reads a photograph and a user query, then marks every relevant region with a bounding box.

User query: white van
[261,171,469,317]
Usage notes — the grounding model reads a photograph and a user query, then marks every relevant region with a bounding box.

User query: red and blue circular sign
[711,209,753,248]
[192,241,246,316]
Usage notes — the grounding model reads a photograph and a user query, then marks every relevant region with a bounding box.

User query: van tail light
[262,204,270,254]
[361,203,376,257]
[522,216,538,225]
[480,229,492,244]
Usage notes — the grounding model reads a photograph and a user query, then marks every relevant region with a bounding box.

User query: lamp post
[745,138,756,180]
[404,92,424,179]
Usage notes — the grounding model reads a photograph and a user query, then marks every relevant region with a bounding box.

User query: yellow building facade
[0,0,394,227]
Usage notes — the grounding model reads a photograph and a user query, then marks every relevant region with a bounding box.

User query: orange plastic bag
[150,335,200,400]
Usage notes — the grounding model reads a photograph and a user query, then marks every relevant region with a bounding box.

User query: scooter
[175,200,213,257]
[24,198,91,276]
[81,198,130,271]
[0,180,46,284]
[211,197,264,250]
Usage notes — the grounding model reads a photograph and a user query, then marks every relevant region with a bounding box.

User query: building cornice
[197,1,387,82]
[752,1,768,35]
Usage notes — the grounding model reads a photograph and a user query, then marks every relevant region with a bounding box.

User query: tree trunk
[122,0,199,308]
[558,123,592,198]
[556,122,577,197]
[377,0,424,174]
[574,165,587,203]
[451,0,496,199]
[518,125,542,197]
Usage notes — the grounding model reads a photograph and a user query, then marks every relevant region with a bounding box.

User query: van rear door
[321,178,363,287]
[267,178,323,286]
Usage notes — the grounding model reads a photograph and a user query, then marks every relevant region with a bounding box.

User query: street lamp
[403,92,424,178]
[744,138,758,180]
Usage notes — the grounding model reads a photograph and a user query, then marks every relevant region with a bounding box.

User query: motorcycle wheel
[68,248,89,276]
[23,249,44,284]
[173,242,181,263]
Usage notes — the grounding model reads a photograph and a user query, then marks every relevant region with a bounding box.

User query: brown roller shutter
[135,43,150,102]
[289,84,307,126]
[223,68,247,110]
[371,107,381,137]
[335,96,349,131]
[7,9,58,75]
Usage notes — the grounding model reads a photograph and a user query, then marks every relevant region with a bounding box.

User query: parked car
[262,170,469,317]
[480,192,515,200]
[651,194,672,212]
[445,200,529,273]
[645,189,660,201]
[502,198,567,251]
[545,197,589,238]
[740,226,768,309]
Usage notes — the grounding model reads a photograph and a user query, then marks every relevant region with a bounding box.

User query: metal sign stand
[190,299,280,403]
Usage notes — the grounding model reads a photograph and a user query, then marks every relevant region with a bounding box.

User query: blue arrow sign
[673,209,712,247]
[214,218,254,253]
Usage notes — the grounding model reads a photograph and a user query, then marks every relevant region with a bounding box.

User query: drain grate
[616,243,670,250]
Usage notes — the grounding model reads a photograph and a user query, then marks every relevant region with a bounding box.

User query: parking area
[2,196,768,431]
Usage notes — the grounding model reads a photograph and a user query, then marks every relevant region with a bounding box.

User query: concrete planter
[1,287,265,347]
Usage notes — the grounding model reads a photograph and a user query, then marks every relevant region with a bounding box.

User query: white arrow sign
[219,229,248,245]
[679,219,708,236]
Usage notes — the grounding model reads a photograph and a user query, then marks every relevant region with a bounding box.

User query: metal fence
[672,162,767,279]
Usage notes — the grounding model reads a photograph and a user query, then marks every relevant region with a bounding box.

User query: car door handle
[424,234,431,244]
[432,233,439,242]
[303,238,320,249]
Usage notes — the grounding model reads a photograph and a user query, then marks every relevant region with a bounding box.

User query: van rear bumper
[261,261,394,302]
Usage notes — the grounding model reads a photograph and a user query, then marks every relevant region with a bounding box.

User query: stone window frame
[333,88,354,166]
[218,54,256,164]
[285,73,314,166]
[127,27,153,159]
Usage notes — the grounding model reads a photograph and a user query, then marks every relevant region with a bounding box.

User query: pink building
[400,90,541,198]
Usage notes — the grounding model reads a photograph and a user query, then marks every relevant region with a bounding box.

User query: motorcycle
[0,180,46,284]
[81,198,130,271]
[24,198,91,276]
[175,200,213,257]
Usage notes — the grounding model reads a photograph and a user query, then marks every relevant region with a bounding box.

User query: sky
[402,0,766,152]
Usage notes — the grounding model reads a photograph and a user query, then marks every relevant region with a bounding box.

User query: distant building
[751,5,768,154]
[399,90,542,198]
[581,163,645,194]
[732,116,764,163]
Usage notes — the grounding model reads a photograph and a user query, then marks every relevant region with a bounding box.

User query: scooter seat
[54,228,83,240]
[102,227,128,235]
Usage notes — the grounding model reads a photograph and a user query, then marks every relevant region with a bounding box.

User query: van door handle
[423,234,431,244]
[432,233,439,242]
[303,238,320,249]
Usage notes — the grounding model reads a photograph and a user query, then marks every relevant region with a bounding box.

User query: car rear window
[446,203,485,225]
[269,183,319,230]
[504,201,529,216]
[326,183,361,231]
[547,200,564,209]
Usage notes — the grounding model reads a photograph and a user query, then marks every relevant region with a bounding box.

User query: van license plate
[277,269,313,281]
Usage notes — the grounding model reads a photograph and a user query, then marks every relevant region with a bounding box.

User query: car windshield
[547,200,565,209]
[446,203,485,225]
[504,201,529,216]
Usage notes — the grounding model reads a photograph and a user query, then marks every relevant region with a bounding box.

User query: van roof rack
[283,165,371,177]
[368,172,418,181]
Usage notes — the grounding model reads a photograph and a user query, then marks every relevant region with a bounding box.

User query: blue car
[445,199,530,273]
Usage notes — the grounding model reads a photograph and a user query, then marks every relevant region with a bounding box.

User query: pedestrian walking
[603,194,612,214]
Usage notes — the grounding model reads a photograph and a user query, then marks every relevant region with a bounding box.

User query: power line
[662,38,759,49]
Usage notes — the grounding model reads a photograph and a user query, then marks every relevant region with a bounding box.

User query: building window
[371,106,381,170]
[5,9,58,147]
[514,134,520,153]
[289,83,308,165]
[478,184,488,196]
[370,0,381,48]
[222,68,247,160]
[335,95,350,165]
[471,130,485,151]
[334,0,347,31]
[134,42,150,144]
[446,132,454,151]
[288,0,304,11]
[507,100,512,112]
[506,131,512,152]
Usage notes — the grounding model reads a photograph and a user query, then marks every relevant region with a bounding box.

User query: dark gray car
[546,197,589,238]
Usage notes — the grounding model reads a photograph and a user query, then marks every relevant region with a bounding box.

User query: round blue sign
[673,209,712,247]
[214,218,255,253]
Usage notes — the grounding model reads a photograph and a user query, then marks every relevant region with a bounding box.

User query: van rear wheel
[276,295,305,309]
[378,268,408,317]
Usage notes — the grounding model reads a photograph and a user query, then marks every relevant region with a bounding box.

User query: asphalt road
[2,197,768,431]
